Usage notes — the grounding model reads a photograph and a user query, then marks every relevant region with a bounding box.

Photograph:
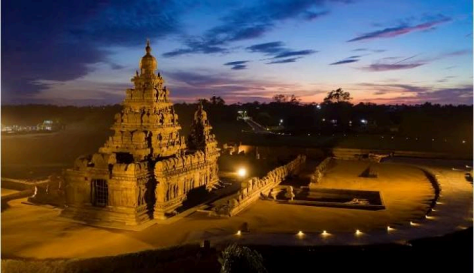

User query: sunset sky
[2,0,473,105]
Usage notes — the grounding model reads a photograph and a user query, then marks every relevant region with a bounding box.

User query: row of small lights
[235,206,441,238]
[279,118,468,144]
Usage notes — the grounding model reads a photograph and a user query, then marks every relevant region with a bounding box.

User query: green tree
[219,244,267,273]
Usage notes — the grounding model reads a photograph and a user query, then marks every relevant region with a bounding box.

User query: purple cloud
[362,63,425,71]
[348,15,451,42]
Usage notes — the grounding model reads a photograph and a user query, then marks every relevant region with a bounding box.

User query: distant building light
[360,119,367,124]
[316,104,321,109]
[462,140,466,144]
[322,118,326,122]
[280,119,283,123]
[355,229,362,236]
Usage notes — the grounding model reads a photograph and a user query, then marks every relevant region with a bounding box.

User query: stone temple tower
[62,41,220,226]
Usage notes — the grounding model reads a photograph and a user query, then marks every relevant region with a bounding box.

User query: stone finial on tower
[139,39,157,74]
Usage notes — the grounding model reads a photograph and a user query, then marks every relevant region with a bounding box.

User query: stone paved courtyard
[3,158,470,259]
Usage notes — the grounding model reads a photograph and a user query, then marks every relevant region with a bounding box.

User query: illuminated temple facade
[62,41,220,226]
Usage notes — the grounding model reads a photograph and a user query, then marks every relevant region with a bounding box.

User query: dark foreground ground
[2,227,472,273]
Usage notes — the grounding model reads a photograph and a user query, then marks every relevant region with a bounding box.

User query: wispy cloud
[352,48,385,53]
[273,49,317,58]
[224,60,249,70]
[330,55,360,65]
[361,49,471,72]
[330,59,359,65]
[246,41,316,64]
[361,63,425,71]
[267,58,302,64]
[348,15,451,42]
[163,0,345,57]
[357,82,473,105]
[164,70,324,103]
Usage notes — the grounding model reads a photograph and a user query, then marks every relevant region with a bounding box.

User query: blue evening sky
[2,0,472,105]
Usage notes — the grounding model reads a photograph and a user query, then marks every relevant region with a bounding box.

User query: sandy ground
[1,188,20,197]
[1,160,439,259]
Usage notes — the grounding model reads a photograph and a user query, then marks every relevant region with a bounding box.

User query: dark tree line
[2,90,472,141]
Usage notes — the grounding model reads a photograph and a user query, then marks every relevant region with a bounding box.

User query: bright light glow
[462,140,466,144]
[436,201,443,205]
[410,221,419,226]
[431,209,436,212]
[425,215,435,220]
[322,230,329,236]
[432,138,435,141]
[316,104,321,109]
[280,119,283,123]
[237,168,247,178]
[355,229,362,236]
[387,226,395,232]
[360,119,367,124]
[236,230,241,236]
[297,231,304,236]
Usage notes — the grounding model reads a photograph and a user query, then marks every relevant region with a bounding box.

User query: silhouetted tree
[272,94,287,103]
[323,88,352,104]
[272,94,300,104]
[210,96,225,105]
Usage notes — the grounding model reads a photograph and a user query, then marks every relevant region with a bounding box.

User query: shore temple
[62,41,220,226]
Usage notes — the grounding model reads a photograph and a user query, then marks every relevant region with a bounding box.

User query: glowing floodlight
[322,230,329,236]
[387,226,395,232]
[431,208,436,212]
[237,168,247,178]
[425,215,435,220]
[355,230,362,236]
[297,231,304,236]
[462,140,466,144]
[236,230,241,236]
[280,119,284,123]
[410,221,419,226]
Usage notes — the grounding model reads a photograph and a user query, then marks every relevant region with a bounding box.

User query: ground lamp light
[237,168,247,178]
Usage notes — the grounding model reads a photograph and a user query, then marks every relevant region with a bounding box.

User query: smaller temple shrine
[62,41,220,226]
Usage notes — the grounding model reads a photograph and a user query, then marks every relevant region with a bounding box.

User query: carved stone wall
[309,157,334,186]
[212,155,306,217]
